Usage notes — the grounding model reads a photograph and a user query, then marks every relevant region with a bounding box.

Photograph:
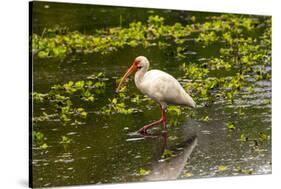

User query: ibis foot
[137,127,148,135]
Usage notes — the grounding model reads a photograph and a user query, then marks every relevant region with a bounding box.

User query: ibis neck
[134,67,147,88]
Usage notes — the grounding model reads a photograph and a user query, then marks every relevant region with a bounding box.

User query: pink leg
[138,106,167,134]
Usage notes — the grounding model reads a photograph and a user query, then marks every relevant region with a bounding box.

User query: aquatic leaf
[32,131,44,142]
[240,133,248,142]
[138,168,150,176]
[32,92,46,103]
[80,111,88,118]
[202,116,209,122]
[112,98,117,104]
[37,50,49,58]
[161,149,173,159]
[39,143,48,150]
[183,172,193,177]
[218,165,227,171]
[167,106,181,116]
[60,114,71,122]
[77,108,84,112]
[60,136,72,144]
[88,96,94,102]
[226,122,235,130]
[75,80,85,89]
[258,132,270,141]
[131,95,141,104]
[238,168,253,175]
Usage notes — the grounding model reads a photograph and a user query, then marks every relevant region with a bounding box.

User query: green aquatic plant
[32,131,48,150]
[39,143,48,150]
[167,106,181,116]
[60,136,73,144]
[240,133,248,142]
[200,116,210,122]
[32,92,46,103]
[101,96,134,115]
[236,166,253,175]
[254,66,271,81]
[207,58,232,71]
[182,63,209,80]
[167,106,182,127]
[32,131,44,142]
[183,172,193,177]
[30,15,223,59]
[226,121,235,130]
[181,16,271,106]
[138,168,150,176]
[161,149,174,160]
[196,31,218,45]
[217,165,227,172]
[32,72,106,124]
[258,132,270,142]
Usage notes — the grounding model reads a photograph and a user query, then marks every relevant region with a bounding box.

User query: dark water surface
[31,2,271,187]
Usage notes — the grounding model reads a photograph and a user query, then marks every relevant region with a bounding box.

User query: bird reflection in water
[139,132,198,181]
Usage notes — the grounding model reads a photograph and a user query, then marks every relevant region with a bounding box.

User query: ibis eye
[137,66,142,69]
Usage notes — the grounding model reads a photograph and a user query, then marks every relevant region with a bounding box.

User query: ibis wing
[140,70,196,107]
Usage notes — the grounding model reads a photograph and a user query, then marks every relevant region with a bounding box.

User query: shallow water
[31,2,271,187]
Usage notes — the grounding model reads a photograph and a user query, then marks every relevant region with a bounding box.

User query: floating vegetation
[100,96,134,115]
[32,15,269,60]
[32,72,106,125]
[226,121,235,130]
[32,15,176,58]
[32,131,48,150]
[258,132,270,142]
[183,172,193,177]
[176,15,271,107]
[167,106,182,127]
[160,149,174,160]
[236,166,253,175]
[240,133,248,142]
[217,165,227,172]
[60,136,73,144]
[138,168,150,176]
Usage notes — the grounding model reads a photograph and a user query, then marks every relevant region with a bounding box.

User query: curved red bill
[116,62,138,93]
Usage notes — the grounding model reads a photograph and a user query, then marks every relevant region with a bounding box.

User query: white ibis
[116,56,196,134]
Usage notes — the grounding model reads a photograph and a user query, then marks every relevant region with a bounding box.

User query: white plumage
[135,69,196,109]
[116,56,196,134]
